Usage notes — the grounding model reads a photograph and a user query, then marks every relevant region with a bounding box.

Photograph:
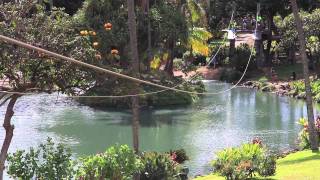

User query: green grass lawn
[194,150,320,180]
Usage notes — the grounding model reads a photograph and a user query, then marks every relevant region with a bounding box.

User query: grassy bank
[194,150,320,180]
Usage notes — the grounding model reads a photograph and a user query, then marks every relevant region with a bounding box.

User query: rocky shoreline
[242,80,310,101]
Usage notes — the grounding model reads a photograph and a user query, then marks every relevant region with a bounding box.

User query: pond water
[0,81,318,177]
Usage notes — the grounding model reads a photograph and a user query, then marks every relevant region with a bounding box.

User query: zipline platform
[229,29,282,47]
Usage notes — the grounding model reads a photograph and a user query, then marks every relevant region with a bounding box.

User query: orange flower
[93,42,99,47]
[111,49,119,55]
[89,31,97,36]
[104,23,112,31]
[80,30,88,36]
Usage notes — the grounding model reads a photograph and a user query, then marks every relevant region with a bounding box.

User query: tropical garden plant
[297,117,320,149]
[76,145,143,180]
[7,138,74,179]
[211,140,276,180]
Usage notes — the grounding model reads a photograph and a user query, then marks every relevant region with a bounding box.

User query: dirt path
[174,67,222,80]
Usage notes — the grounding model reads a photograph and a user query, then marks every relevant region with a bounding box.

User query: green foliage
[0,1,96,94]
[280,9,320,60]
[189,28,212,56]
[150,1,188,47]
[140,152,181,180]
[232,44,256,72]
[220,69,242,83]
[74,0,129,63]
[7,138,74,179]
[186,0,207,27]
[297,117,320,149]
[76,145,143,180]
[7,141,189,180]
[257,154,277,177]
[290,79,320,101]
[211,143,276,180]
[169,149,189,164]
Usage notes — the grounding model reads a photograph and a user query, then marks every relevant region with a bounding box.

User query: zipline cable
[0,6,258,97]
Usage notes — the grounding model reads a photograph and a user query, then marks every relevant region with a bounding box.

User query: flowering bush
[140,152,181,180]
[297,117,320,149]
[169,149,189,164]
[140,149,189,180]
[211,140,276,180]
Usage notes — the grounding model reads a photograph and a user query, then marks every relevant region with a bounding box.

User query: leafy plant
[76,145,143,180]
[140,152,181,180]
[257,154,276,177]
[169,149,189,164]
[232,44,256,72]
[7,138,74,179]
[211,141,276,180]
[297,117,320,149]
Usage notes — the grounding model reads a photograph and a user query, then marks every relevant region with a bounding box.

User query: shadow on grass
[278,153,320,166]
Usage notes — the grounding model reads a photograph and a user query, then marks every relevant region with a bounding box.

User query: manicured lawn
[194,150,320,180]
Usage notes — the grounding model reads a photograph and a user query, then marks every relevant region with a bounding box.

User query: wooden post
[229,39,235,62]
[227,29,236,63]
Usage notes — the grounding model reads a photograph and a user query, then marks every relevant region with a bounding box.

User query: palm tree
[127,0,140,153]
[290,0,319,151]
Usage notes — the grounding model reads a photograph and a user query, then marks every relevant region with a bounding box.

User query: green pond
[0,81,317,177]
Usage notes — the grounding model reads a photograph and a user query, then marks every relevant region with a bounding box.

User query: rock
[297,92,306,99]
[243,81,254,87]
[261,85,274,92]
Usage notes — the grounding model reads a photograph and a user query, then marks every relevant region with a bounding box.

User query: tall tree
[290,0,319,151]
[146,0,153,71]
[127,0,140,153]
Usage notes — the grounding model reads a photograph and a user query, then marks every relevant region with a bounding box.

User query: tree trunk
[146,0,153,72]
[164,40,175,76]
[0,95,18,180]
[264,14,273,67]
[229,39,235,63]
[290,0,319,151]
[127,0,140,154]
[131,96,139,152]
[255,40,264,68]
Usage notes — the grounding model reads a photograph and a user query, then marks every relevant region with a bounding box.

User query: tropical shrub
[169,149,189,164]
[297,117,320,149]
[220,68,242,83]
[291,79,320,101]
[211,141,276,180]
[232,44,256,72]
[140,152,181,180]
[76,145,143,180]
[7,138,74,179]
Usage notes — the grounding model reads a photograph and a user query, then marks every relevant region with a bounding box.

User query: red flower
[252,137,263,146]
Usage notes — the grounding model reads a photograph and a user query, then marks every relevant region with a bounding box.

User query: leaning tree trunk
[0,95,18,180]
[290,0,319,151]
[127,0,140,154]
